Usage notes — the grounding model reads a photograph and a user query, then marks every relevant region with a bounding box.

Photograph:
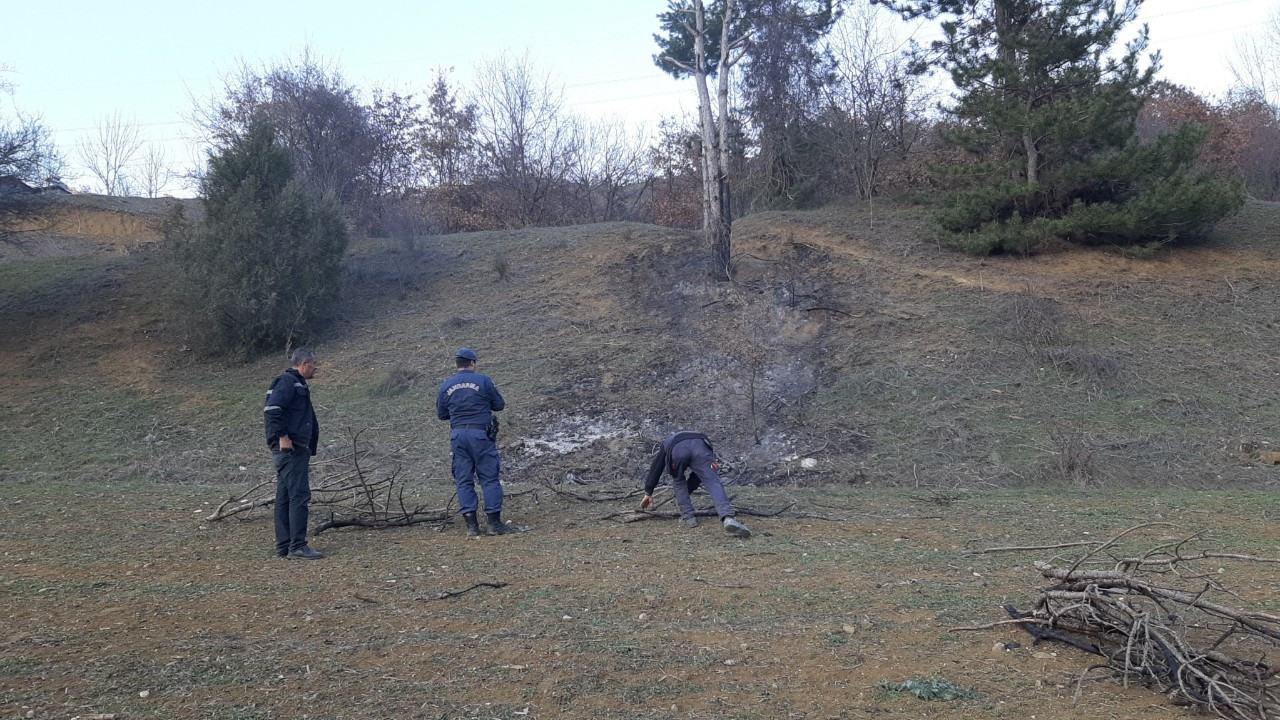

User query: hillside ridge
[2,197,1279,490]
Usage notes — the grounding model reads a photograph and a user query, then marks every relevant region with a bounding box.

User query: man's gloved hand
[639,494,653,510]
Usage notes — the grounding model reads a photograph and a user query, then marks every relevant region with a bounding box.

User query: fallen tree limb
[981,525,1280,720]
[970,540,1102,555]
[539,479,643,503]
[208,480,274,521]
[312,509,450,534]
[430,582,508,600]
[602,502,795,524]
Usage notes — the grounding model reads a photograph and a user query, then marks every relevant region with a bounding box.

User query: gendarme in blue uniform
[437,357,506,516]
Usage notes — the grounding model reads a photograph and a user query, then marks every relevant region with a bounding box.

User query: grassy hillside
[4,197,1280,720]
[3,197,1279,490]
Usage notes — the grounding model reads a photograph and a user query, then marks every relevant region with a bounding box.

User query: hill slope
[2,198,1280,490]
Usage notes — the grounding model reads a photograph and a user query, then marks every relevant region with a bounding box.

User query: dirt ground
[5,196,1280,719]
[5,480,1280,720]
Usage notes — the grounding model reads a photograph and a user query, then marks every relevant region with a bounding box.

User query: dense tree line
[11,4,1280,247]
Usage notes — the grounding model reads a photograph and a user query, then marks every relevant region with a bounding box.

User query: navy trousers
[451,428,503,515]
[273,450,312,553]
[669,438,735,519]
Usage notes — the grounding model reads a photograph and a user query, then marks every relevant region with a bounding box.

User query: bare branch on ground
[429,582,508,601]
[980,524,1280,720]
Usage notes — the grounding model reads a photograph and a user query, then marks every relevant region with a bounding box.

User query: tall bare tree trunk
[667,0,745,281]
[712,0,738,280]
[691,0,728,279]
[1023,129,1039,184]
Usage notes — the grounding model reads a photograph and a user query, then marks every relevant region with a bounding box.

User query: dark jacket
[437,369,505,428]
[264,368,319,455]
[643,431,712,495]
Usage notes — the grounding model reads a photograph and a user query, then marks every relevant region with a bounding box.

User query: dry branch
[208,480,274,520]
[207,427,436,534]
[603,502,795,523]
[990,525,1280,720]
[538,479,643,503]
[312,509,451,534]
[430,582,508,600]
[970,540,1102,555]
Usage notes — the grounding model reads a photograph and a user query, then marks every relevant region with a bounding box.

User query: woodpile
[208,428,450,532]
[1002,524,1280,720]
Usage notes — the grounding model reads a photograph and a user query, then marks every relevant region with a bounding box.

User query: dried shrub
[1045,425,1100,487]
[373,368,420,396]
[493,252,509,281]
[1040,345,1123,382]
[997,290,1065,351]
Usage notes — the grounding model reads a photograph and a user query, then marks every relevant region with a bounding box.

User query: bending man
[640,431,751,538]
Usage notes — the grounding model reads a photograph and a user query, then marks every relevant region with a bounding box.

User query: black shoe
[463,512,481,538]
[275,546,288,557]
[485,512,516,536]
[287,546,326,559]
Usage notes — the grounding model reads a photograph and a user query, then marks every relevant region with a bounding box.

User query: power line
[1144,0,1256,19]
[1160,22,1264,43]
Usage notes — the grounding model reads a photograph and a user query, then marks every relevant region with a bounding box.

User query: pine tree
[168,118,348,357]
[876,0,1244,253]
[737,0,840,208]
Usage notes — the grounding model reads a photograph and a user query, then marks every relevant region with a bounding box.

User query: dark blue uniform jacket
[437,369,505,427]
[644,431,712,495]
[264,368,319,455]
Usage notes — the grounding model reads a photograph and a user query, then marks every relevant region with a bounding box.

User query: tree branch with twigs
[208,427,450,533]
[975,523,1280,720]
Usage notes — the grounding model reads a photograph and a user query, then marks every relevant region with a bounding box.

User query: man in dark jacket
[263,348,325,559]
[640,431,751,538]
[437,347,514,537]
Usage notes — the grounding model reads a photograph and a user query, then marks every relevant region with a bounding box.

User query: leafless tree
[648,115,703,228]
[1,68,64,239]
[1229,8,1280,107]
[137,142,172,197]
[824,3,935,198]
[473,51,581,227]
[0,114,62,185]
[78,112,143,196]
[568,118,652,223]
[0,66,64,184]
[192,48,374,209]
[419,69,479,188]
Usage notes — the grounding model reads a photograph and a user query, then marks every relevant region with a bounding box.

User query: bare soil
[6,480,1280,720]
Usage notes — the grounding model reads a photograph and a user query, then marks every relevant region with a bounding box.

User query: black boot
[485,511,515,535]
[463,512,481,538]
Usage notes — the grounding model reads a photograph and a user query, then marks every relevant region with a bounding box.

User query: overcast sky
[3,0,1276,195]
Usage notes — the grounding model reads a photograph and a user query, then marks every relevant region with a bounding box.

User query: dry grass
[5,480,1280,719]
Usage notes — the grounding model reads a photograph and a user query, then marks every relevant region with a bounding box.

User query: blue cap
[455,347,478,361]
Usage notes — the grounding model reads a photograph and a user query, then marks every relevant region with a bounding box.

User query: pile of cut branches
[208,428,450,533]
[1000,524,1280,720]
